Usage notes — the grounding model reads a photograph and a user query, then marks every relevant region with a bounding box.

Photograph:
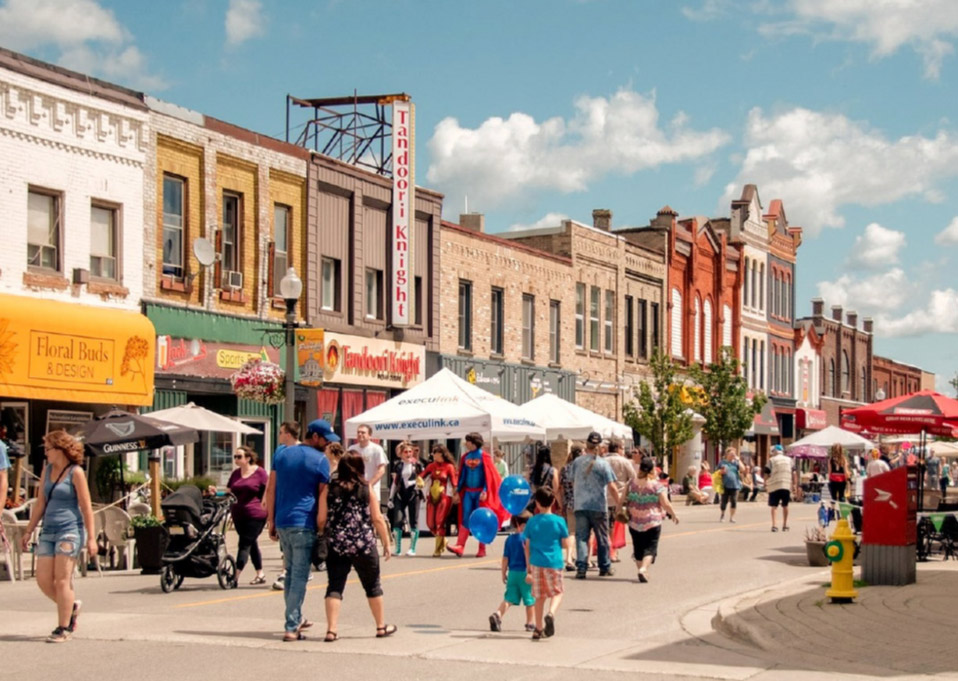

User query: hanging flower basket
[230,357,285,405]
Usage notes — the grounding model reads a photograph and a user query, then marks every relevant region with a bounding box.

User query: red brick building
[872,355,923,400]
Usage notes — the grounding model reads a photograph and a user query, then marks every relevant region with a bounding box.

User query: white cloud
[0,0,165,90]
[682,0,732,22]
[226,0,265,47]
[935,216,958,245]
[508,212,569,232]
[847,222,906,269]
[427,87,729,213]
[875,288,958,337]
[759,0,958,79]
[722,107,958,235]
[816,268,913,313]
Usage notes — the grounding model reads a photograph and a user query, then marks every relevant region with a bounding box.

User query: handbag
[614,507,630,524]
[312,531,329,567]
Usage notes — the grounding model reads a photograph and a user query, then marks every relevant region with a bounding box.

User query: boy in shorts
[524,487,570,641]
[489,512,535,632]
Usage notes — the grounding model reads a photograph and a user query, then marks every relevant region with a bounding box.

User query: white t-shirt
[766,454,794,492]
[348,441,388,498]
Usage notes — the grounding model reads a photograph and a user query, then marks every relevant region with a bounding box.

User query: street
[1,500,825,680]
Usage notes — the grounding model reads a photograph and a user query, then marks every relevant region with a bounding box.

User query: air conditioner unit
[225,270,243,290]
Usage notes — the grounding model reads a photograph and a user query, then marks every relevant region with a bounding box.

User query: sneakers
[272,573,285,590]
[489,612,502,632]
[598,568,615,577]
[69,600,82,632]
[47,627,71,643]
[524,623,537,632]
[406,548,417,557]
[637,568,649,583]
[575,571,587,579]
[719,513,725,522]
[729,519,736,524]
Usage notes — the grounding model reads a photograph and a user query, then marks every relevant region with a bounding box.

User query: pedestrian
[602,440,634,563]
[226,445,269,585]
[19,430,97,643]
[267,421,302,590]
[926,451,941,491]
[494,448,509,479]
[718,447,742,522]
[866,448,890,477]
[697,461,714,499]
[766,444,797,532]
[523,487,570,640]
[711,464,724,504]
[530,444,559,496]
[557,443,582,571]
[387,441,423,556]
[489,512,535,634]
[421,444,457,556]
[941,459,951,496]
[827,444,848,502]
[267,419,336,642]
[347,424,389,503]
[447,432,508,558]
[683,466,709,505]
[318,452,395,641]
[570,431,619,579]
[750,465,764,501]
[738,464,753,502]
[619,457,679,583]
[325,442,344,474]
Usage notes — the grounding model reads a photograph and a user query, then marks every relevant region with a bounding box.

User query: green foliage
[125,471,148,487]
[130,514,162,529]
[950,372,958,398]
[94,457,125,499]
[690,346,766,452]
[164,476,216,493]
[623,351,695,460]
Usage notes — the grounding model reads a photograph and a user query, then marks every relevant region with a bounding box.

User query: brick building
[872,355,923,401]
[503,211,668,421]
[795,299,874,427]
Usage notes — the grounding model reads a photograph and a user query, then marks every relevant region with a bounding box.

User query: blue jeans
[574,510,611,573]
[278,528,316,633]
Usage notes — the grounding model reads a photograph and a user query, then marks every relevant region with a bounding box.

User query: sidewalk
[700,558,958,678]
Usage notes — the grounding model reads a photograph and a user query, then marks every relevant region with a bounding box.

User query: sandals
[69,600,82,632]
[250,575,267,585]
[771,526,779,532]
[782,526,790,532]
[376,624,398,638]
[324,631,339,643]
[544,613,555,638]
[531,628,544,641]
[282,631,305,642]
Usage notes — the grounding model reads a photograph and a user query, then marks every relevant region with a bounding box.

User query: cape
[457,449,510,525]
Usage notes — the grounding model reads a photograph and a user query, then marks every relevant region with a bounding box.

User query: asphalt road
[1,499,824,681]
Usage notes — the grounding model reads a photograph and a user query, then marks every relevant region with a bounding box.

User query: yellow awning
[0,294,155,406]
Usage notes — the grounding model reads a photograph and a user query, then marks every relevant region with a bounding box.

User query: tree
[950,372,958,398]
[690,346,766,452]
[623,351,695,461]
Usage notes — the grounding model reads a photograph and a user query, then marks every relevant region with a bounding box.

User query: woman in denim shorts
[20,430,97,643]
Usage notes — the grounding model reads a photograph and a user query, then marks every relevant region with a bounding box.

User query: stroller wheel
[217,556,238,590]
[160,565,178,593]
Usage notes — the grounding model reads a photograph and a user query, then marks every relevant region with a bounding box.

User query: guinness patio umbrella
[72,409,199,456]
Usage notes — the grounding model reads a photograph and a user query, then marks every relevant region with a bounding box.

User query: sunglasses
[233,455,246,460]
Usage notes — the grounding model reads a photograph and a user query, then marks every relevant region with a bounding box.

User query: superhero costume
[420,461,456,556]
[447,449,509,557]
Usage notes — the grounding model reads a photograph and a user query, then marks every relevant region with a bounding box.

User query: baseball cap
[772,444,784,453]
[586,431,603,446]
[306,419,341,443]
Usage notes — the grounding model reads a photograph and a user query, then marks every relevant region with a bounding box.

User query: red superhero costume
[421,460,456,556]
[447,448,509,558]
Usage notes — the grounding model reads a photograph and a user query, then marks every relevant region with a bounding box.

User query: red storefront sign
[796,408,828,430]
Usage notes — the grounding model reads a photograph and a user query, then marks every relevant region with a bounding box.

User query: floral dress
[327,481,376,557]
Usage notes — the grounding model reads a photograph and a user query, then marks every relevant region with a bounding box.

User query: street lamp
[875,387,886,402]
[279,267,303,421]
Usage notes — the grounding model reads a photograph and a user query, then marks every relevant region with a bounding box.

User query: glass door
[240,419,270,470]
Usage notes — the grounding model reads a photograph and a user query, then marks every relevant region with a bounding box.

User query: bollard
[825,518,858,603]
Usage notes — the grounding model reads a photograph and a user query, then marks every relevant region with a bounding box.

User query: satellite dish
[193,237,216,267]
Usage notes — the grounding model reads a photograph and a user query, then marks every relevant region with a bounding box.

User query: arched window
[671,288,683,358]
[842,351,850,393]
[860,366,867,401]
[759,262,765,311]
[784,275,791,320]
[693,297,702,363]
[703,299,713,364]
[751,261,757,308]
[828,359,835,397]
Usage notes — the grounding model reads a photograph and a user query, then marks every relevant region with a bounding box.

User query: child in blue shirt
[489,512,535,632]
[524,487,570,641]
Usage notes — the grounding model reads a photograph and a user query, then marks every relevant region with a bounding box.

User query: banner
[296,328,325,387]
[391,100,414,326]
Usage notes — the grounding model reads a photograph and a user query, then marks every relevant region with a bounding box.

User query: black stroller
[159,485,238,593]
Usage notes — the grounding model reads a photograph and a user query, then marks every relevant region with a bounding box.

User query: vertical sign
[391,100,415,326]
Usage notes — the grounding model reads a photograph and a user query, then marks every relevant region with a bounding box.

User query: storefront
[314,332,425,446]
[0,293,156,478]
[796,408,827,436]
[747,400,781,468]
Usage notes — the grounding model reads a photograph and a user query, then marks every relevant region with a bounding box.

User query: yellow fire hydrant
[824,518,858,603]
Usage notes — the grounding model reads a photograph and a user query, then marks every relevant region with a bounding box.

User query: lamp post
[875,387,886,402]
[279,267,303,422]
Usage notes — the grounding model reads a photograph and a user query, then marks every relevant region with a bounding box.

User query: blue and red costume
[448,448,509,557]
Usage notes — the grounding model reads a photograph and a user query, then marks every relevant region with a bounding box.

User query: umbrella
[786,425,875,459]
[840,390,958,438]
[519,393,630,441]
[72,409,199,456]
[146,402,261,435]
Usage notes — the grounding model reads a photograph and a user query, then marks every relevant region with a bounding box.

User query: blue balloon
[468,508,499,545]
[499,475,532,516]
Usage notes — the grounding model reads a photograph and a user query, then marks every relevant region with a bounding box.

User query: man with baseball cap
[766,444,797,532]
[570,431,620,578]
[267,419,337,641]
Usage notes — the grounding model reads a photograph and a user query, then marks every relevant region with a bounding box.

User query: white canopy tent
[519,393,631,441]
[930,441,958,457]
[344,368,546,442]
[786,425,875,458]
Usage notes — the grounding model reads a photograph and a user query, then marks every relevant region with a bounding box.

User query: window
[272,204,290,294]
[650,302,660,352]
[590,286,600,352]
[413,276,423,326]
[828,359,836,397]
[90,204,117,280]
[549,300,560,364]
[759,262,765,312]
[749,339,756,389]
[842,350,850,393]
[491,287,504,355]
[860,366,867,401]
[637,299,648,359]
[743,257,749,308]
[670,288,683,357]
[750,261,757,308]
[604,290,614,353]
[703,299,713,365]
[28,189,61,271]
[522,294,535,360]
[365,268,384,320]
[743,338,750,386]
[221,192,241,280]
[759,341,765,390]
[784,276,791,320]
[722,304,732,348]
[320,257,341,312]
[162,175,184,277]
[458,280,472,350]
[770,348,776,392]
[693,297,701,363]
[575,283,585,349]
[624,296,634,357]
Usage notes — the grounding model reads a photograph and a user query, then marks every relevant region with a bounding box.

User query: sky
[2,0,957,393]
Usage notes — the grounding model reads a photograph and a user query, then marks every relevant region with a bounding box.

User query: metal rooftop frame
[286,92,411,177]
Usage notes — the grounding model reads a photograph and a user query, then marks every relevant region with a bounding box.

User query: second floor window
[624,295,634,357]
[221,192,241,282]
[491,287,504,355]
[414,276,423,327]
[273,204,290,294]
[458,280,472,350]
[90,204,117,280]
[320,257,341,312]
[162,175,184,277]
[590,286,600,352]
[650,302,659,352]
[575,283,585,349]
[28,189,60,271]
[549,300,560,364]
[604,290,614,353]
[522,294,535,360]
[365,268,384,320]
[638,298,648,359]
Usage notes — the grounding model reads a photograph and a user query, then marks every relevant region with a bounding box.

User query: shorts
[504,569,535,606]
[36,526,85,558]
[629,524,661,560]
[528,565,564,599]
[768,489,791,508]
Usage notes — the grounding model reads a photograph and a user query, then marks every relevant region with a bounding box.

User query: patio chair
[1,509,24,581]
[128,501,152,518]
[100,506,136,571]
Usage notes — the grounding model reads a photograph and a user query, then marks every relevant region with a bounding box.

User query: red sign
[796,408,828,430]
[155,337,279,380]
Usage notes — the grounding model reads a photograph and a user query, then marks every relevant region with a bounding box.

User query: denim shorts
[36,526,85,558]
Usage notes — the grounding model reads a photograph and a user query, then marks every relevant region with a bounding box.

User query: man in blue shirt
[571,432,620,579]
[267,419,337,641]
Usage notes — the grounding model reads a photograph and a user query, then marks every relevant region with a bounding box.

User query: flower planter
[806,540,829,567]
[133,525,170,574]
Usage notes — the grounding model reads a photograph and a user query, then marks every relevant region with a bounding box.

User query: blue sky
[2,0,957,391]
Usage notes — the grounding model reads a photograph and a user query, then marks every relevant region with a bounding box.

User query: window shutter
[693,298,701,363]
[671,288,683,357]
[267,240,275,298]
[703,300,713,364]
[214,229,222,288]
[722,304,732,348]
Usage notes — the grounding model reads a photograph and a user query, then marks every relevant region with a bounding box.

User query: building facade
[793,324,827,437]
[872,355,924,401]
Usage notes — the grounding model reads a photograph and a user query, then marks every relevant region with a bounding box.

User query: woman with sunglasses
[227,446,269,585]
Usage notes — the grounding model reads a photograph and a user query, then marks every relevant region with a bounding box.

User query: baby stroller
[158,485,238,593]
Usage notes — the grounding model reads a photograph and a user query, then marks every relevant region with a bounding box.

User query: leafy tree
[690,346,766,452]
[623,351,695,461]
[950,372,958,398]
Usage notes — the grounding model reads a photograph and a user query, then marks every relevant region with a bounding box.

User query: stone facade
[873,355,924,400]
[0,48,149,310]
